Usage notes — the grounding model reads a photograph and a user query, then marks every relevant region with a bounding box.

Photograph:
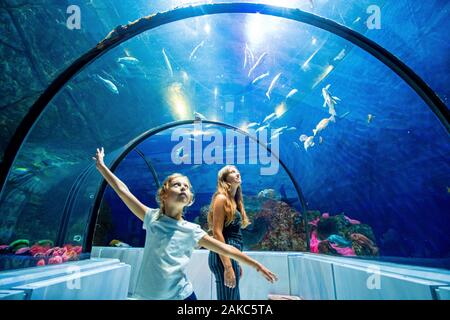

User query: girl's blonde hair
[156,173,194,216]
[207,165,250,231]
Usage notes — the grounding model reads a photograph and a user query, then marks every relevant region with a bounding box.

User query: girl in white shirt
[93,147,277,300]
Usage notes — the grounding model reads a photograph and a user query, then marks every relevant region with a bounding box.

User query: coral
[253,199,306,251]
[309,212,378,257]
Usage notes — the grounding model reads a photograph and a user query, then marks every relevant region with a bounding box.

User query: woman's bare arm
[93,147,149,221]
[198,235,278,283]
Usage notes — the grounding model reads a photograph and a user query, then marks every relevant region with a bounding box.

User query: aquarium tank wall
[0,0,449,272]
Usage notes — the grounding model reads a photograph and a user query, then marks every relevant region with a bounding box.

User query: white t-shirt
[133,208,207,300]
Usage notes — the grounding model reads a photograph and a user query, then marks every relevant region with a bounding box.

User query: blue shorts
[184,291,197,301]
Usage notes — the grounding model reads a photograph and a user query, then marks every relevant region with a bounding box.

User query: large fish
[189,40,205,61]
[262,112,277,124]
[117,56,140,65]
[299,134,315,151]
[252,72,269,85]
[96,75,119,94]
[313,115,335,136]
[162,48,174,77]
[266,73,282,100]
[248,52,267,78]
[286,88,298,99]
[322,84,340,116]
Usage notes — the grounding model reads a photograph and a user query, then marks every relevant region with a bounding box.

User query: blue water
[0,0,449,271]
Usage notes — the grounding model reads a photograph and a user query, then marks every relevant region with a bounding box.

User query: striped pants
[208,239,242,300]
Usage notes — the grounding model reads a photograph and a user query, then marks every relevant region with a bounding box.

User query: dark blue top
[222,210,243,245]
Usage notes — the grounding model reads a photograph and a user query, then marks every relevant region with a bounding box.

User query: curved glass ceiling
[0,5,449,270]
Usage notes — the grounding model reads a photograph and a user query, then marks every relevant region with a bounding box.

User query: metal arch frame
[0,2,447,251]
[85,119,310,251]
[134,148,161,189]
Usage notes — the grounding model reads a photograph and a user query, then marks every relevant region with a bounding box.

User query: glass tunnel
[0,0,449,300]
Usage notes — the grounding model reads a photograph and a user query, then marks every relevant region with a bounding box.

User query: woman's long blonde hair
[156,173,194,217]
[207,165,250,230]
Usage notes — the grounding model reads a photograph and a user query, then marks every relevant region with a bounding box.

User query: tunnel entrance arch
[86,119,309,251]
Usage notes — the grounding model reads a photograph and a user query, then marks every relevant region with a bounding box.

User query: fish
[301,47,320,71]
[247,122,259,128]
[338,111,351,119]
[368,114,374,123]
[255,123,270,133]
[252,72,269,85]
[271,131,282,140]
[189,40,205,61]
[286,127,297,131]
[12,167,30,175]
[117,56,139,65]
[322,84,340,116]
[265,73,282,100]
[262,112,277,124]
[313,115,335,136]
[344,215,361,225]
[73,235,82,242]
[96,75,119,94]
[162,48,174,77]
[286,89,298,99]
[257,188,278,199]
[319,136,324,144]
[243,46,248,69]
[353,17,361,24]
[272,126,288,136]
[333,49,346,61]
[194,111,207,121]
[244,43,255,69]
[247,44,254,64]
[248,52,267,77]
[299,134,315,151]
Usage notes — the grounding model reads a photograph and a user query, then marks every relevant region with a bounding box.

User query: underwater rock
[351,233,379,256]
[329,243,356,256]
[318,240,338,255]
[36,258,46,266]
[14,247,31,255]
[308,211,378,257]
[317,218,339,239]
[109,239,131,247]
[48,255,63,265]
[254,199,306,251]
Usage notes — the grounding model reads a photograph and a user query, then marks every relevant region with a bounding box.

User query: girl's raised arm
[93,147,149,221]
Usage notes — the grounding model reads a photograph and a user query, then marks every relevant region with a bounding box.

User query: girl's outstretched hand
[92,147,105,168]
[257,263,278,283]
